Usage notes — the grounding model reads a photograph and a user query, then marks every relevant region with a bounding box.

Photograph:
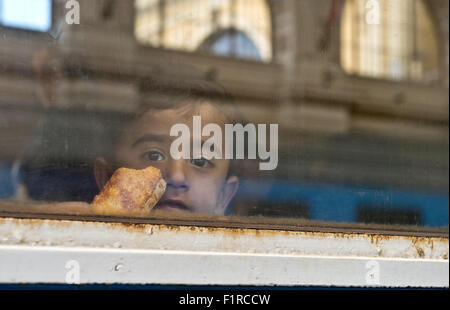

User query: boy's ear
[93,157,114,191]
[215,176,239,216]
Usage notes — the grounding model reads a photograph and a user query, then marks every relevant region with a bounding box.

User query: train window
[0,0,448,288]
[0,0,447,228]
[0,0,447,231]
[0,0,52,32]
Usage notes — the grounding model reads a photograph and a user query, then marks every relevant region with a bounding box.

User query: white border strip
[0,245,448,287]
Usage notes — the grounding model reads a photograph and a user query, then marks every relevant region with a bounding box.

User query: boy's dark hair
[104,76,247,178]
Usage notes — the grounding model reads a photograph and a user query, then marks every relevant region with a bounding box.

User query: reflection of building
[341,0,440,81]
[135,0,272,61]
[0,0,448,226]
[0,0,52,32]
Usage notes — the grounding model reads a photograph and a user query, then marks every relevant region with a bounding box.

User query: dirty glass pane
[0,0,448,232]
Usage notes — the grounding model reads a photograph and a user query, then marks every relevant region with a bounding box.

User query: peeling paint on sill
[0,217,448,260]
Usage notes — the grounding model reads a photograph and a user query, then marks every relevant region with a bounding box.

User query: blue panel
[0,162,14,198]
[240,179,449,227]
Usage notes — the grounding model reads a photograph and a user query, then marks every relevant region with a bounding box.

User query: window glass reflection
[0,0,448,231]
[0,0,52,32]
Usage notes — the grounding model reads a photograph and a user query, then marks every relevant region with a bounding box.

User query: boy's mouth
[155,199,191,213]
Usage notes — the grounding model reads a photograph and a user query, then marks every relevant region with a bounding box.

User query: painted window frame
[0,208,448,287]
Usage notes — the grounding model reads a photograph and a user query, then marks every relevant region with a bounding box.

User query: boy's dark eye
[190,158,213,168]
[143,151,165,162]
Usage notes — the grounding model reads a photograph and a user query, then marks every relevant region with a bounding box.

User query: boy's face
[95,101,238,216]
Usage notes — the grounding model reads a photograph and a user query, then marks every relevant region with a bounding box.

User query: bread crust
[91,166,166,216]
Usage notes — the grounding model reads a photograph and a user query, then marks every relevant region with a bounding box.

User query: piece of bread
[91,166,166,217]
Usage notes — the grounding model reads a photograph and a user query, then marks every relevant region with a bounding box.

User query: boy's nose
[164,159,188,191]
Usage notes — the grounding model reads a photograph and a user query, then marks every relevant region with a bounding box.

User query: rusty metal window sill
[0,212,448,287]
